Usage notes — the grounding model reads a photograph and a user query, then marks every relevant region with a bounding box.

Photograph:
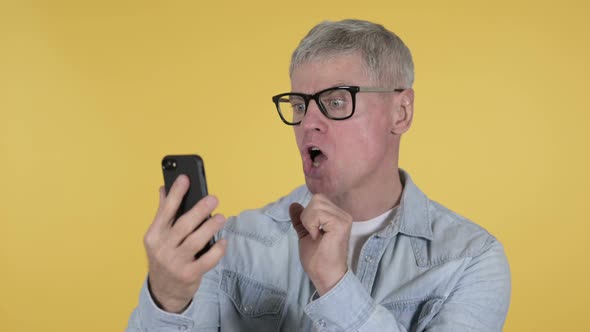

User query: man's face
[291,53,400,199]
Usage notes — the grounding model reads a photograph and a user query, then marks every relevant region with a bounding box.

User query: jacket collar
[262,169,433,241]
[380,169,433,240]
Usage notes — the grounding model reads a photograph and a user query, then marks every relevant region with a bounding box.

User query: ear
[391,88,414,135]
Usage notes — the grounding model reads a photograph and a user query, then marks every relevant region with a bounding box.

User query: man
[127,19,511,331]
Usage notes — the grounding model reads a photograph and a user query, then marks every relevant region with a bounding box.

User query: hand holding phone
[142,155,227,313]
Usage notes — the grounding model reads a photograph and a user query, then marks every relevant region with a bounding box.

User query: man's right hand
[143,175,227,313]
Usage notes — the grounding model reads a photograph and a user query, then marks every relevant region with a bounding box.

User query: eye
[327,98,345,108]
[291,103,306,114]
[320,89,350,112]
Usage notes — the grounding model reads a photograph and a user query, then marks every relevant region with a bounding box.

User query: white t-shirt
[348,207,398,273]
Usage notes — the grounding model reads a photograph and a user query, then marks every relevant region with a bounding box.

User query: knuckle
[143,232,157,249]
[211,242,225,256]
[152,248,166,263]
[195,200,214,218]
[205,216,222,233]
[195,258,212,273]
[216,244,227,258]
[198,246,222,269]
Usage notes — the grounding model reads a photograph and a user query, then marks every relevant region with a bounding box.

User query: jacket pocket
[219,269,287,331]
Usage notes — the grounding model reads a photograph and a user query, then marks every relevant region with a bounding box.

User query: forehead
[290,53,373,94]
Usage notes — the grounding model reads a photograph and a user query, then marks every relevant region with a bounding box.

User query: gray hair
[290,19,414,88]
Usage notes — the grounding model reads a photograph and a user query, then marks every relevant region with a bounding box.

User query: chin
[304,178,324,195]
[305,177,338,197]
[305,180,319,194]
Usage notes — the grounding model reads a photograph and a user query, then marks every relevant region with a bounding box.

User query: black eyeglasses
[271,86,404,126]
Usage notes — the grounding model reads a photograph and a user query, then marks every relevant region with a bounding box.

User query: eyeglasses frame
[271,86,405,126]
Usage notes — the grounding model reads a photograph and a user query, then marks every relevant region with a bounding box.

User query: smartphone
[161,154,214,258]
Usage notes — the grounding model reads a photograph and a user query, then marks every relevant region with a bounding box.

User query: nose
[300,99,327,132]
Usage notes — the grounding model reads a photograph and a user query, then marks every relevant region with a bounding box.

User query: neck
[332,167,403,221]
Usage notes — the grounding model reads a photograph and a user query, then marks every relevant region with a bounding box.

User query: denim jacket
[127,170,511,331]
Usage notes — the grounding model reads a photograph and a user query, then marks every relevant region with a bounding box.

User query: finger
[299,205,323,240]
[160,175,190,225]
[167,195,219,247]
[309,208,350,234]
[305,195,352,230]
[289,203,309,239]
[191,239,228,274]
[289,203,303,225]
[179,214,226,260]
[155,186,166,217]
[146,186,170,236]
[158,185,166,202]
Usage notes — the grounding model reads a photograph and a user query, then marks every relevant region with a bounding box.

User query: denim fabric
[127,170,511,331]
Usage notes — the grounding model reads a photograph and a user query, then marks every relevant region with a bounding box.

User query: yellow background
[1,0,588,331]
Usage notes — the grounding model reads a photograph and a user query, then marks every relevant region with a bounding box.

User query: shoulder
[413,199,503,267]
[397,170,503,267]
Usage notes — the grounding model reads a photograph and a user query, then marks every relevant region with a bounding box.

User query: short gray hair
[290,19,414,88]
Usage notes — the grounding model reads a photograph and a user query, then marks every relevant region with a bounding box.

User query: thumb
[289,203,307,239]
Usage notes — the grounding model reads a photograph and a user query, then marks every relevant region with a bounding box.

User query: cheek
[334,123,375,160]
[293,127,304,147]
[337,120,390,164]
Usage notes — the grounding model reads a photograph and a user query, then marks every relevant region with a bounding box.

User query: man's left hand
[289,195,352,296]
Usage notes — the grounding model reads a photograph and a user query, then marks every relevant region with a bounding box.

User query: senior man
[127,19,511,331]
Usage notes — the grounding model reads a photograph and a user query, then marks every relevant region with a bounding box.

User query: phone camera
[162,158,177,170]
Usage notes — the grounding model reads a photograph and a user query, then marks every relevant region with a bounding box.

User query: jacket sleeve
[423,241,511,331]
[304,269,410,332]
[125,267,222,332]
[304,241,511,332]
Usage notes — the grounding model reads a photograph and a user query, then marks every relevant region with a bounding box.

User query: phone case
[161,154,213,257]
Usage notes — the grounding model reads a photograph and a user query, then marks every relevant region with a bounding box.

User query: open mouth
[308,147,324,167]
